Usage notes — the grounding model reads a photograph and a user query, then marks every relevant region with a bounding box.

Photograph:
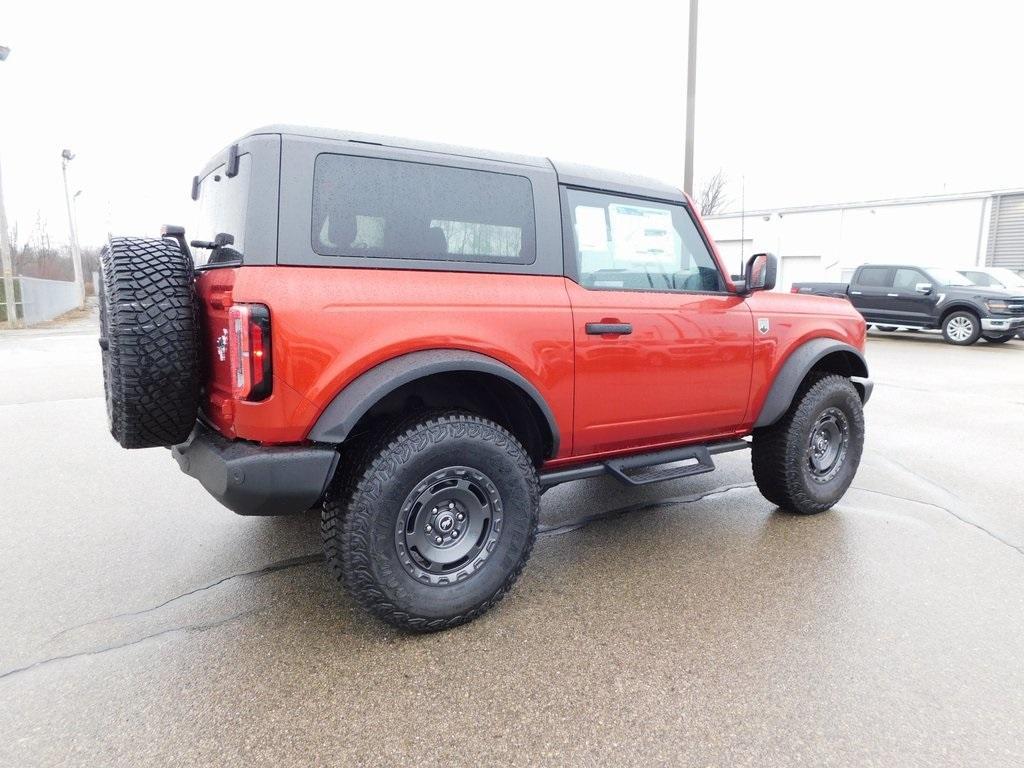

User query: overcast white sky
[3,0,1023,249]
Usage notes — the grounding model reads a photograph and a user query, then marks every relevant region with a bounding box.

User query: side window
[564,188,723,292]
[962,270,990,286]
[856,267,893,288]
[893,268,926,290]
[312,154,536,265]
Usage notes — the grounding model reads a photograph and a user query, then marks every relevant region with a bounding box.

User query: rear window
[311,154,536,265]
[191,153,251,267]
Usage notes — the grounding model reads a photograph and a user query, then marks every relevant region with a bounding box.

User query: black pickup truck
[793,264,1024,345]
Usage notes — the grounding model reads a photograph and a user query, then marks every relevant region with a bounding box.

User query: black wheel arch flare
[754,338,871,428]
[307,349,561,458]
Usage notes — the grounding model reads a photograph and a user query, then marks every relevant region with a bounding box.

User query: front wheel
[322,413,540,631]
[942,311,981,345]
[751,374,865,515]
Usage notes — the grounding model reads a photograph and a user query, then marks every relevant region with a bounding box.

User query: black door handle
[586,322,633,336]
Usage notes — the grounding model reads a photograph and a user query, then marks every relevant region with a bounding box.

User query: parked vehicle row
[793,264,1024,345]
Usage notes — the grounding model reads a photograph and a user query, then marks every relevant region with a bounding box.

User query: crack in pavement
[861,450,1024,556]
[876,452,963,500]
[851,485,1024,557]
[0,608,261,683]
[45,484,758,651]
[13,474,1018,684]
[49,554,323,642]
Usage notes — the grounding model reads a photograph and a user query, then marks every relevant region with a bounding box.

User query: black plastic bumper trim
[172,423,338,516]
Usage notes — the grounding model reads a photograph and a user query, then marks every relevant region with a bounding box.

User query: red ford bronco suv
[99,125,872,631]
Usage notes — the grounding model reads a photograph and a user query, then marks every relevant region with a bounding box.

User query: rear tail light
[227,303,272,401]
[790,286,800,293]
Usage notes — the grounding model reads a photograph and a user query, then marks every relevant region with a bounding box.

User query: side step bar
[539,439,750,489]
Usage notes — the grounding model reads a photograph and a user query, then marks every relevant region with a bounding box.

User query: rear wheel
[941,311,981,345]
[322,412,539,631]
[875,325,898,332]
[751,374,865,515]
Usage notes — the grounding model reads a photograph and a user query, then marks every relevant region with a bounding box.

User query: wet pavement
[2,319,1023,767]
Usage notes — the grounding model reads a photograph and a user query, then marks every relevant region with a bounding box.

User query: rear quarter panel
[741,291,866,430]
[218,266,575,453]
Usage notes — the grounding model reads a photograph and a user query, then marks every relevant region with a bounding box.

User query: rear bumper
[172,422,338,516]
[981,316,1024,332]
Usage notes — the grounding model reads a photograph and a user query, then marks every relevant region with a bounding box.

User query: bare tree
[697,170,730,216]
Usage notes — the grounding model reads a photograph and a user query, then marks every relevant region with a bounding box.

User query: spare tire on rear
[99,236,200,448]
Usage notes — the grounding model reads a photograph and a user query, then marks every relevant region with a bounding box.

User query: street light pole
[683,0,699,197]
[61,149,85,309]
[0,43,20,328]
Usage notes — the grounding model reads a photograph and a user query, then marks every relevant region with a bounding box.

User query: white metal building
[703,189,1024,290]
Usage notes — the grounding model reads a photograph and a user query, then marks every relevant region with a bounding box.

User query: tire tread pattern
[322,412,539,632]
[751,374,863,515]
[100,237,200,448]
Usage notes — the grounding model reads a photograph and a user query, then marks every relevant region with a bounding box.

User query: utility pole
[61,149,85,309]
[683,0,699,197]
[0,43,20,328]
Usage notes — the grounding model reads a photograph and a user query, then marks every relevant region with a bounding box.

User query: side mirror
[915,282,933,295]
[741,253,777,294]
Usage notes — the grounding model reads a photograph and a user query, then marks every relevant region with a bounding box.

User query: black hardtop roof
[225,124,687,203]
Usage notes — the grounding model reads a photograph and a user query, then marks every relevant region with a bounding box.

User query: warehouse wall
[706,196,990,289]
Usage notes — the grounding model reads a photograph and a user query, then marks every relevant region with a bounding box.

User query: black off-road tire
[941,310,981,346]
[982,333,1015,344]
[751,374,865,515]
[875,325,898,332]
[99,237,200,448]
[322,412,540,632]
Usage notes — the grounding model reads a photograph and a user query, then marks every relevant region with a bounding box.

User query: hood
[945,284,1024,300]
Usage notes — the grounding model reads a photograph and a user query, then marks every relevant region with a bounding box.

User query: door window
[564,188,724,293]
[893,268,927,290]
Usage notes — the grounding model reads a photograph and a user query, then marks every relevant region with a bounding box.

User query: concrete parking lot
[2,317,1023,767]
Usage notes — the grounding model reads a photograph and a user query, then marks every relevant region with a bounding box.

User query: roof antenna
[739,174,746,274]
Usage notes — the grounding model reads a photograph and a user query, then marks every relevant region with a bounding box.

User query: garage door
[778,255,822,291]
[987,194,1024,271]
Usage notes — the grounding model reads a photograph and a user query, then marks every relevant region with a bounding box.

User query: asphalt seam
[0,608,260,683]
[852,485,1024,557]
[49,554,323,642]
[49,485,755,644]
[11,476,1021,684]
[11,485,754,683]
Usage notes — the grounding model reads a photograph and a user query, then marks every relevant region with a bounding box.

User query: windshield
[926,267,974,286]
[989,267,1024,288]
